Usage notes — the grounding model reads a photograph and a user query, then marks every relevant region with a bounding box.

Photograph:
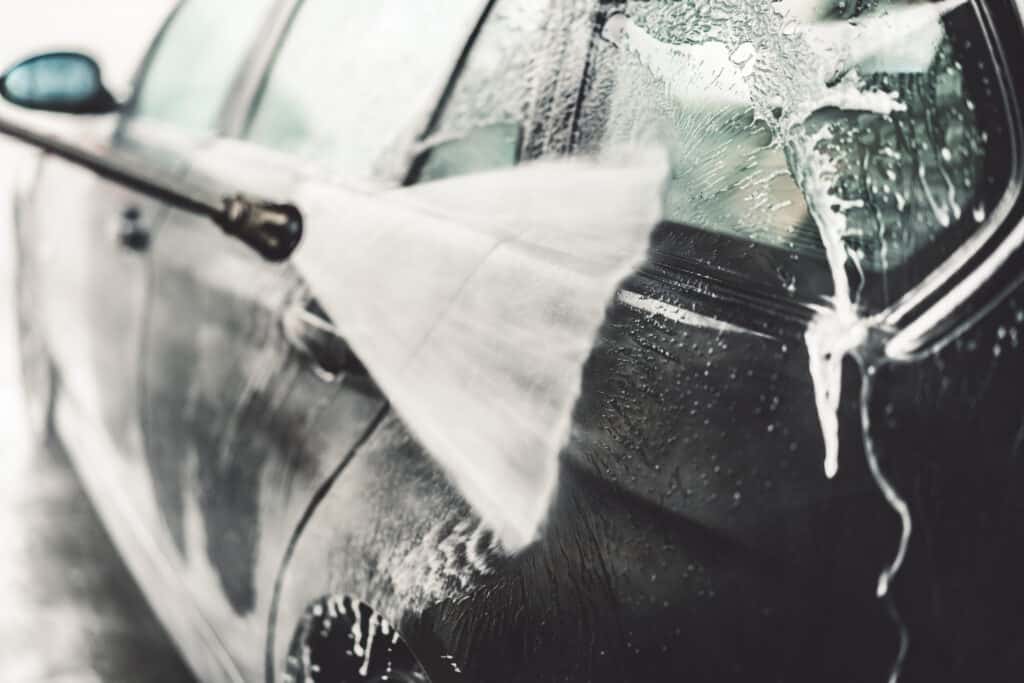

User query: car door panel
[13,115,255,681]
[564,286,891,577]
[140,139,387,681]
[273,398,894,683]
[26,131,168,459]
[52,394,247,683]
[7,2,315,678]
[262,1,966,680]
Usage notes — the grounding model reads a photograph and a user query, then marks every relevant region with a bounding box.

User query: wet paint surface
[0,181,195,683]
[854,300,1024,682]
[0,436,199,683]
[270,265,1024,683]
[278,409,897,682]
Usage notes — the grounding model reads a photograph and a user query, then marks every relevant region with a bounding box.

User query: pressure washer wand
[0,114,302,262]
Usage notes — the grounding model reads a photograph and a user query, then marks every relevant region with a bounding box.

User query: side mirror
[0,52,118,115]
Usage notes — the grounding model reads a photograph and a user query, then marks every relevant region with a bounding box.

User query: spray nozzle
[217,195,304,263]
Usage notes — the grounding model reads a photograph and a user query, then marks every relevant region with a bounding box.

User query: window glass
[133,0,275,134]
[415,123,523,184]
[409,0,551,184]
[247,0,484,180]
[576,0,1008,289]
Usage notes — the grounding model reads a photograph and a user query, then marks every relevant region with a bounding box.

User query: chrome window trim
[881,0,1024,359]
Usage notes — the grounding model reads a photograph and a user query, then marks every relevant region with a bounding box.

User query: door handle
[281,297,366,382]
[118,206,150,251]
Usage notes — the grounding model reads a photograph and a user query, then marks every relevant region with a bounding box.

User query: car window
[407,0,552,184]
[574,0,1013,304]
[131,0,275,135]
[246,0,485,180]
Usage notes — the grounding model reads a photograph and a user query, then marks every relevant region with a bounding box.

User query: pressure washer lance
[0,114,302,262]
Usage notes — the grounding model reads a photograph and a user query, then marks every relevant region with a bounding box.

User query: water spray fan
[0,110,666,552]
[292,150,668,551]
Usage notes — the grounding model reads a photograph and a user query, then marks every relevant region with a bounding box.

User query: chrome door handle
[118,206,150,252]
[281,298,366,382]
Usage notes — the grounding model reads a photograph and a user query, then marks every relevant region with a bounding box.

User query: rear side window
[576,0,1015,305]
[132,0,275,134]
[246,0,484,180]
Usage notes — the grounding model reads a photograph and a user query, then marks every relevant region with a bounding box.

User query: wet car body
[9,1,1024,682]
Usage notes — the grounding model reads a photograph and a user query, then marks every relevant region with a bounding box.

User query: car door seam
[264,402,390,683]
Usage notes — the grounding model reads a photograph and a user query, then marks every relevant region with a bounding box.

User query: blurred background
[0,4,196,682]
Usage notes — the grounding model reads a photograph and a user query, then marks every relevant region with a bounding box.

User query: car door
[11,2,289,681]
[266,1,1024,682]
[138,0,498,679]
[23,2,297,683]
[26,123,168,459]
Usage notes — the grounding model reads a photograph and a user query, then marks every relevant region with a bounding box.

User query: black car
[5,0,1024,681]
